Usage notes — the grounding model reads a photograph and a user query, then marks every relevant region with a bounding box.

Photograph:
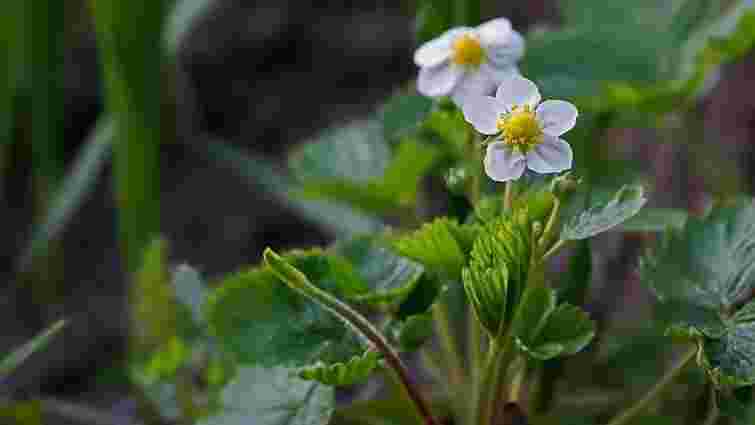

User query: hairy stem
[503,181,514,211]
[264,249,439,425]
[605,344,698,425]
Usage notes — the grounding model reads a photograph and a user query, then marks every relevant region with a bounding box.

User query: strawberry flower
[462,76,578,182]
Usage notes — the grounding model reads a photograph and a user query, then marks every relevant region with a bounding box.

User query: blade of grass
[1,320,67,377]
[90,0,171,272]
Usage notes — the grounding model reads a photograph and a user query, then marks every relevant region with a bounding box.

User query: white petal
[484,142,526,182]
[484,62,521,88]
[462,95,501,135]
[485,30,525,68]
[526,135,573,174]
[495,75,541,109]
[450,65,498,107]
[476,17,512,47]
[414,28,470,67]
[536,100,578,136]
[417,63,463,97]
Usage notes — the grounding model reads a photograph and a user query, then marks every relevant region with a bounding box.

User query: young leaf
[335,236,424,306]
[393,218,479,281]
[0,319,67,376]
[206,250,368,368]
[298,350,382,386]
[197,366,334,425]
[561,185,647,240]
[518,304,596,361]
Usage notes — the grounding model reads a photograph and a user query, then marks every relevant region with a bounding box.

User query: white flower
[414,18,524,105]
[462,75,578,182]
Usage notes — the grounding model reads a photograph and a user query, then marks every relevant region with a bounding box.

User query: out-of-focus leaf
[381,139,440,206]
[204,140,381,238]
[335,236,424,306]
[163,0,214,54]
[387,312,435,352]
[395,273,445,321]
[561,185,647,240]
[0,400,42,425]
[380,93,434,141]
[132,239,178,349]
[197,366,334,425]
[518,303,596,361]
[621,207,689,232]
[172,264,205,325]
[415,0,453,44]
[206,250,369,367]
[0,320,67,376]
[718,386,755,424]
[17,118,114,272]
[423,108,470,159]
[290,119,390,183]
[298,350,382,386]
[559,239,592,306]
[703,300,755,387]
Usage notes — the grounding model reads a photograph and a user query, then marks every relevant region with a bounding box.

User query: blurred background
[2,0,755,424]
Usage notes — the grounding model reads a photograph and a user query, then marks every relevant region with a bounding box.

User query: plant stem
[605,344,698,425]
[503,181,513,211]
[432,299,466,390]
[265,249,439,425]
[467,306,484,422]
[538,197,561,249]
[542,239,567,262]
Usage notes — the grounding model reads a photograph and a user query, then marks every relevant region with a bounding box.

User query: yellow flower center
[496,106,543,153]
[451,34,485,67]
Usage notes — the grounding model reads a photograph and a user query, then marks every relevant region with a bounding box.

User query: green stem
[432,299,466,389]
[466,307,485,425]
[605,345,698,425]
[538,197,561,249]
[542,239,567,262]
[477,334,516,425]
[264,249,439,425]
[503,181,513,211]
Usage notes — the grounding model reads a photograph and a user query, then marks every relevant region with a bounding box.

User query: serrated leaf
[529,304,596,360]
[643,198,755,332]
[621,207,689,232]
[562,185,647,240]
[298,350,382,386]
[1,320,67,376]
[335,236,424,306]
[701,300,755,388]
[394,218,478,281]
[512,285,557,347]
[198,366,334,425]
[206,250,368,367]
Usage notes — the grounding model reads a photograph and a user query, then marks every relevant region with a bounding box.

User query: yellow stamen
[451,34,485,67]
[496,105,543,153]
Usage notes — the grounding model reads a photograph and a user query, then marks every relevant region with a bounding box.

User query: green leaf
[522,304,596,360]
[1,320,67,376]
[393,217,478,281]
[206,250,368,368]
[335,236,424,306]
[388,312,435,352]
[643,198,755,332]
[380,93,434,141]
[198,366,334,425]
[463,215,532,336]
[512,285,557,347]
[298,350,382,386]
[172,264,205,324]
[561,184,647,240]
[395,273,445,321]
[621,207,688,232]
[423,108,470,159]
[290,119,390,183]
[702,300,755,388]
[132,239,179,349]
[381,139,440,206]
[559,239,592,306]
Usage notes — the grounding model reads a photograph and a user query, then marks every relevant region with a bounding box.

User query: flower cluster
[414,17,577,182]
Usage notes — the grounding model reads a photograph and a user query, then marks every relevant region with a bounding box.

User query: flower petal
[477,17,513,47]
[536,100,578,136]
[417,63,463,97]
[414,28,470,67]
[462,95,501,135]
[485,30,525,69]
[526,135,573,174]
[495,75,541,110]
[450,65,498,107]
[484,142,526,182]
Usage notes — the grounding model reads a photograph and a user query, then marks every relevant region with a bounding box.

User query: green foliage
[393,217,479,281]
[462,214,532,336]
[0,320,67,377]
[517,302,596,361]
[561,185,647,240]
[387,312,436,352]
[206,250,368,368]
[0,400,42,425]
[559,239,592,306]
[395,273,446,321]
[197,366,334,425]
[643,198,755,387]
[381,93,434,142]
[298,350,382,386]
[335,236,424,306]
[621,207,689,233]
